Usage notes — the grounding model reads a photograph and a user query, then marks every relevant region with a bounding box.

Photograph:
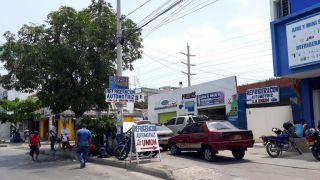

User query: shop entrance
[312,90,320,127]
[158,111,177,124]
[197,106,226,120]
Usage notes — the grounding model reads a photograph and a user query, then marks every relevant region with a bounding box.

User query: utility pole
[181,43,196,87]
[116,0,123,137]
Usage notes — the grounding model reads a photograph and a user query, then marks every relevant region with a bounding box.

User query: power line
[125,0,152,18]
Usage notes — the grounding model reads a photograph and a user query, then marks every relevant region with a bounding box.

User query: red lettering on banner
[142,139,157,146]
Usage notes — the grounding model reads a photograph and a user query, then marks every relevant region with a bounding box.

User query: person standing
[76,125,92,168]
[24,128,30,142]
[29,131,41,161]
[49,124,57,151]
[61,123,72,151]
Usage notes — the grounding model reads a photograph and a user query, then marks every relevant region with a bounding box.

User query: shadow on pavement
[168,151,252,165]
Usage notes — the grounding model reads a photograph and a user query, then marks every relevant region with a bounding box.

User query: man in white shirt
[49,124,57,151]
[61,123,72,151]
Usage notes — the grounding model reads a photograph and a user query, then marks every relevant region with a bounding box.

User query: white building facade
[148,77,237,124]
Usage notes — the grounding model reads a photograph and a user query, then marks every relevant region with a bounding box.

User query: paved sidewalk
[7,142,320,180]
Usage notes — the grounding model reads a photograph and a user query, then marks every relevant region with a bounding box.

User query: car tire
[232,149,245,159]
[203,146,216,161]
[170,143,181,155]
[161,145,168,151]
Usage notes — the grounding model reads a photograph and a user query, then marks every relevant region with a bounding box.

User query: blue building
[270,0,320,127]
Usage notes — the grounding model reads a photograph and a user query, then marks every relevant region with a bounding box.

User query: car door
[175,125,193,149]
[189,124,205,149]
[165,118,176,133]
[174,117,186,134]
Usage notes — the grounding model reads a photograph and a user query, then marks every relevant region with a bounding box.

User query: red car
[168,120,255,161]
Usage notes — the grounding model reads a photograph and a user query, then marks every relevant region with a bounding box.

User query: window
[187,117,193,124]
[192,124,203,133]
[165,118,176,125]
[208,121,237,131]
[140,95,142,99]
[176,117,185,125]
[135,96,138,101]
[181,125,193,134]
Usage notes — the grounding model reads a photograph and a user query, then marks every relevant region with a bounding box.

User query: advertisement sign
[286,13,320,68]
[246,86,280,104]
[154,98,177,110]
[105,89,135,102]
[109,76,129,89]
[134,124,160,152]
[197,91,224,107]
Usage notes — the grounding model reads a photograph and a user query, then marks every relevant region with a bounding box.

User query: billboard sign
[109,76,129,89]
[197,91,224,107]
[105,89,135,102]
[246,86,280,104]
[134,124,160,152]
[286,12,320,68]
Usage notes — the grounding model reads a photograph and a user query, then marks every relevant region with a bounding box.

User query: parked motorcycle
[260,122,302,158]
[114,128,158,160]
[305,128,320,161]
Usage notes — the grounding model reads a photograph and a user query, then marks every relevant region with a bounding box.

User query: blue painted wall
[290,0,320,14]
[271,4,320,77]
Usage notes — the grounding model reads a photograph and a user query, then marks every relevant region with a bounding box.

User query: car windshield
[207,121,237,131]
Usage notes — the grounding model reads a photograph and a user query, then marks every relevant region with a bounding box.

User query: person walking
[75,125,92,168]
[61,123,72,151]
[49,124,57,151]
[24,128,30,142]
[29,131,41,161]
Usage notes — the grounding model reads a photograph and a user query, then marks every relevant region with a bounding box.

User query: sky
[0,0,273,90]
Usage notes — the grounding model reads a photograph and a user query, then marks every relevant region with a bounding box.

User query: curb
[0,144,8,147]
[41,150,173,180]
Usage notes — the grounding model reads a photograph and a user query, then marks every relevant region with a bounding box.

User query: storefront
[237,78,300,139]
[271,1,320,128]
[148,76,238,124]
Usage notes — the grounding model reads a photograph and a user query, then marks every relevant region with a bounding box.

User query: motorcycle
[305,128,320,161]
[260,122,302,158]
[114,128,158,160]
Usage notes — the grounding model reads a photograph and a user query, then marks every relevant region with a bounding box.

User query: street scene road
[1,0,320,180]
[0,147,161,180]
[1,143,320,180]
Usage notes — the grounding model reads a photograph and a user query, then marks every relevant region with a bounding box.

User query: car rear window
[207,121,237,130]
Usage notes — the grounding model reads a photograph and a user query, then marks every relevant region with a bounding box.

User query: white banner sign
[246,86,280,104]
[105,88,135,102]
[134,124,160,153]
[286,13,320,68]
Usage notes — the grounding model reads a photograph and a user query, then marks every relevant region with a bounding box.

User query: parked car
[168,120,255,161]
[136,120,174,151]
[164,115,208,135]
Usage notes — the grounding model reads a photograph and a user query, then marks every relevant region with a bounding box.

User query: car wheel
[232,150,245,159]
[161,145,168,151]
[203,146,216,161]
[170,143,181,155]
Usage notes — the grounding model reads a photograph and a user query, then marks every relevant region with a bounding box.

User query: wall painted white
[0,122,10,139]
[148,77,237,123]
[246,106,293,142]
[312,90,320,127]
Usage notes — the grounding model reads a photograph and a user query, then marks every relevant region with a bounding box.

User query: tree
[0,0,143,117]
[0,97,41,124]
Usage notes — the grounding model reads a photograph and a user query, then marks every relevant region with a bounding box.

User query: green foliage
[78,115,115,136]
[0,96,41,123]
[0,0,143,117]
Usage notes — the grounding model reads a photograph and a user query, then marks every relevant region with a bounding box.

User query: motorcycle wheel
[114,146,129,160]
[266,142,281,158]
[311,145,320,161]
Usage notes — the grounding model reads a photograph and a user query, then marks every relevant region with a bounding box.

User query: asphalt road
[0,147,162,180]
